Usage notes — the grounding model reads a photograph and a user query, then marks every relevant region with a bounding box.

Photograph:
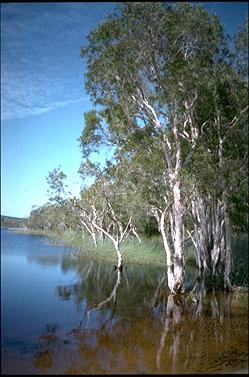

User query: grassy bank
[12,228,248,286]
[49,230,249,287]
[49,230,166,267]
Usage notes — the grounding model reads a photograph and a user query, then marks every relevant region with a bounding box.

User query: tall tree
[73,160,142,269]
[80,2,227,293]
[234,17,248,79]
[46,166,67,205]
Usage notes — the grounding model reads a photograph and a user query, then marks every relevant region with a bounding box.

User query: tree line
[27,2,248,295]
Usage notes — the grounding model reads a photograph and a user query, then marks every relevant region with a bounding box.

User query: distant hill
[1,215,26,228]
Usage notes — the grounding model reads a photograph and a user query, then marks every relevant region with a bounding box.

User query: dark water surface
[1,228,248,374]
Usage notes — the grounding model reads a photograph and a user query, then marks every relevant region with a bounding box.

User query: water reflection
[88,268,122,317]
[35,323,59,369]
[33,260,248,374]
[27,254,61,266]
[156,293,184,372]
[1,230,247,374]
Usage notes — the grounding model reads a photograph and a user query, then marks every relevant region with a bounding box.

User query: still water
[1,228,248,374]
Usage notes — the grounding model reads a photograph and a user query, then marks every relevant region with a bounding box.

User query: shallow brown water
[1,229,248,374]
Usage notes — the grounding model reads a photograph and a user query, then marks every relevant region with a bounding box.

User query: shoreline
[2,227,249,292]
[219,368,248,374]
[1,226,48,236]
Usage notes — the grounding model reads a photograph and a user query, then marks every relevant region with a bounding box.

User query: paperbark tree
[80,2,226,293]
[183,58,248,289]
[73,162,142,270]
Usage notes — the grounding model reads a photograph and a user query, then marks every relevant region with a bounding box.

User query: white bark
[115,242,123,270]
[91,207,134,271]
[79,218,98,247]
[151,200,184,295]
[172,179,185,294]
[189,182,233,288]
[131,226,141,244]
[159,208,175,293]
[223,190,232,289]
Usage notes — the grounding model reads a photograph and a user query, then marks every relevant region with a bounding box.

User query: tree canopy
[27,2,248,293]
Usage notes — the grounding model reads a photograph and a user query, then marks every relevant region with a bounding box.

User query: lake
[1,228,248,374]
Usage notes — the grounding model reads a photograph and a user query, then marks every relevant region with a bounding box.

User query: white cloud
[1,3,115,121]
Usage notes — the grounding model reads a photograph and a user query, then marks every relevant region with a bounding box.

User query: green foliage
[234,17,248,78]
[27,3,248,290]
[46,166,67,204]
[27,202,78,233]
[1,215,26,228]
[231,234,248,286]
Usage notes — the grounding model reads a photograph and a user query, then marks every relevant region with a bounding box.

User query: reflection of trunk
[156,294,183,370]
[183,291,235,371]
[187,271,207,317]
[90,269,122,314]
[150,269,168,309]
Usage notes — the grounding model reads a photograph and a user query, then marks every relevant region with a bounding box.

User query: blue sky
[1,2,248,218]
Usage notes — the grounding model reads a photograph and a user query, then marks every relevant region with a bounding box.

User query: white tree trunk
[172,179,185,294]
[190,193,212,272]
[190,187,233,289]
[159,209,175,293]
[79,218,98,247]
[223,190,232,289]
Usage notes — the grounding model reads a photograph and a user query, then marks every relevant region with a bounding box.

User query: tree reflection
[34,323,59,370]
[27,254,61,266]
[156,292,247,372]
[57,257,162,313]
[87,268,122,317]
[156,292,184,371]
[33,262,248,374]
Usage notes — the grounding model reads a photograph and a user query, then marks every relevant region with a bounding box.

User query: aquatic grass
[14,228,248,287]
[122,236,166,266]
[231,286,248,309]
[46,230,166,267]
[47,230,197,268]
